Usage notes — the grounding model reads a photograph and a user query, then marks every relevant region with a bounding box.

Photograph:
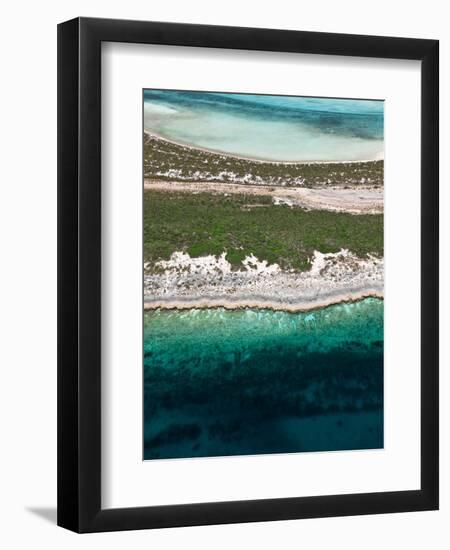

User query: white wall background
[0,0,448,547]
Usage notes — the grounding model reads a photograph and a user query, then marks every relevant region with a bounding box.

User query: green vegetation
[144,133,384,188]
[144,191,383,271]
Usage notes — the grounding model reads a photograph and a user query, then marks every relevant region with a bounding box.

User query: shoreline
[144,289,384,313]
[144,129,384,166]
[144,250,384,314]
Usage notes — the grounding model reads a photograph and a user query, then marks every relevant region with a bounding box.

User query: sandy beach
[144,249,383,312]
[144,132,384,188]
[144,129,384,165]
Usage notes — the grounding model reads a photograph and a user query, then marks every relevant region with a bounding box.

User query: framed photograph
[57,17,439,532]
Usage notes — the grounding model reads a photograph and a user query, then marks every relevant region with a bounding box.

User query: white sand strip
[144,179,383,214]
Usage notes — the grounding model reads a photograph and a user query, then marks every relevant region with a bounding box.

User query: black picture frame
[57,16,439,533]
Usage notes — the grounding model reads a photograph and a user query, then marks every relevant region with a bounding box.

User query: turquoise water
[143,89,384,162]
[143,298,384,460]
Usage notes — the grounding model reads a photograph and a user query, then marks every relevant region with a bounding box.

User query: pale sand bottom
[144,289,383,313]
[144,129,383,165]
[144,179,383,214]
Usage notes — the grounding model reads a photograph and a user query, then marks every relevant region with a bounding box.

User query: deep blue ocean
[143,89,384,161]
[143,298,384,460]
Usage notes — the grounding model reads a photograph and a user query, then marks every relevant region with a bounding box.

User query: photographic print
[143,90,384,460]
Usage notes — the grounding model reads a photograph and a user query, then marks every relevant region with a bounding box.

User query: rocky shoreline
[144,249,383,312]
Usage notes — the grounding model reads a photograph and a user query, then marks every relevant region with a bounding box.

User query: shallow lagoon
[143,90,384,162]
[143,298,384,460]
